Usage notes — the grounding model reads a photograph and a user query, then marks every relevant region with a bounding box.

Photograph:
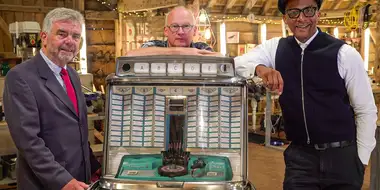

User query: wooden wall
[0,0,72,53]
[0,0,117,89]
[220,22,283,57]
[0,17,12,53]
[0,0,76,30]
[85,0,116,90]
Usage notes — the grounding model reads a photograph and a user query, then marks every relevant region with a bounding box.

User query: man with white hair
[126,6,220,56]
[3,7,100,190]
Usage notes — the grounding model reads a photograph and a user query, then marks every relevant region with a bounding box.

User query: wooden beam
[209,11,354,20]
[35,0,44,7]
[223,0,238,14]
[207,0,217,8]
[178,0,186,6]
[210,13,282,20]
[261,0,273,15]
[0,4,55,13]
[347,0,359,9]
[14,0,22,5]
[85,11,118,20]
[0,16,11,40]
[242,0,258,14]
[370,28,376,45]
[374,1,380,82]
[115,13,122,57]
[320,9,351,18]
[191,0,200,19]
[331,0,344,10]
[78,0,85,11]
[121,0,179,12]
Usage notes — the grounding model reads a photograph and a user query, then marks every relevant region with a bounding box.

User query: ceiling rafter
[261,0,274,15]
[206,0,217,8]
[242,0,258,14]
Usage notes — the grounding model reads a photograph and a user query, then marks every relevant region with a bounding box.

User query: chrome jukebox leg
[264,92,285,151]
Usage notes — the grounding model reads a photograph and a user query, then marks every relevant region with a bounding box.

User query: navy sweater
[275,31,356,144]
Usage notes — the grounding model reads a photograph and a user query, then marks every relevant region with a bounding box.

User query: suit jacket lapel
[35,53,79,118]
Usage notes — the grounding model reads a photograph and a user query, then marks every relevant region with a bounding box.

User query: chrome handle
[87,180,100,190]
[156,182,184,188]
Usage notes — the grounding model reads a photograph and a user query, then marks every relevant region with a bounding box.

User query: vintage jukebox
[90,55,255,190]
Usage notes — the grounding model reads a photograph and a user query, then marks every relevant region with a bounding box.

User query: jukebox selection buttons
[151,63,166,74]
[167,63,183,75]
[184,63,200,75]
[202,63,217,75]
[134,63,150,74]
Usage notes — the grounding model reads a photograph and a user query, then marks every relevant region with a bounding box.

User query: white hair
[165,6,196,26]
[42,7,85,34]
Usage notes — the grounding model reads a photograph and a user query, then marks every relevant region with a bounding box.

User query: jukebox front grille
[108,85,242,150]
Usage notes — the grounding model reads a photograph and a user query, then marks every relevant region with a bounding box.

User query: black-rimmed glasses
[285,6,318,19]
[166,24,194,33]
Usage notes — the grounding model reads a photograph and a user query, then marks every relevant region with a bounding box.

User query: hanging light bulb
[205,28,211,39]
[199,13,207,23]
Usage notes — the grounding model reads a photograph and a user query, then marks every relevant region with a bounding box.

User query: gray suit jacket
[3,53,100,190]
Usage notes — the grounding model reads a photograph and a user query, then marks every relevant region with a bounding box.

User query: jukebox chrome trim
[91,177,256,190]
[100,55,253,190]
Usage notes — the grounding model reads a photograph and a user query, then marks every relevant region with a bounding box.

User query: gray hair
[42,7,85,34]
[165,6,196,26]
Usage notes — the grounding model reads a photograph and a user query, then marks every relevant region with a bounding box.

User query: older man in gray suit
[3,8,100,190]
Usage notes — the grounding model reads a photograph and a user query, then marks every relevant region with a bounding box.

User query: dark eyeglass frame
[166,24,194,33]
[285,6,318,19]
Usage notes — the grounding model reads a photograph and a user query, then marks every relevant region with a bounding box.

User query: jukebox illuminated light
[134,62,150,74]
[364,28,370,71]
[220,23,226,56]
[79,23,87,74]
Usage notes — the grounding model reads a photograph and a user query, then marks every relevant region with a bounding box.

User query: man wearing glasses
[235,0,376,189]
[126,6,219,56]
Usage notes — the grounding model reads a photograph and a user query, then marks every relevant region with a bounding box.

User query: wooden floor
[247,143,371,190]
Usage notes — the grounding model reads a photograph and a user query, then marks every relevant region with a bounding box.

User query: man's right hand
[62,179,89,190]
[255,65,284,95]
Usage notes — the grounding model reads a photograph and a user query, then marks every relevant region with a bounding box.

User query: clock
[247,13,255,23]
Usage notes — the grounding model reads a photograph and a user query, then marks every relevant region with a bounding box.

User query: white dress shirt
[234,30,378,165]
[40,50,67,92]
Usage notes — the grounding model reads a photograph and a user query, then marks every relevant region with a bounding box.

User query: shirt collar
[40,49,67,75]
[294,29,319,49]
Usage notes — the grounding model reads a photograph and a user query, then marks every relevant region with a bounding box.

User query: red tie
[60,68,78,114]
